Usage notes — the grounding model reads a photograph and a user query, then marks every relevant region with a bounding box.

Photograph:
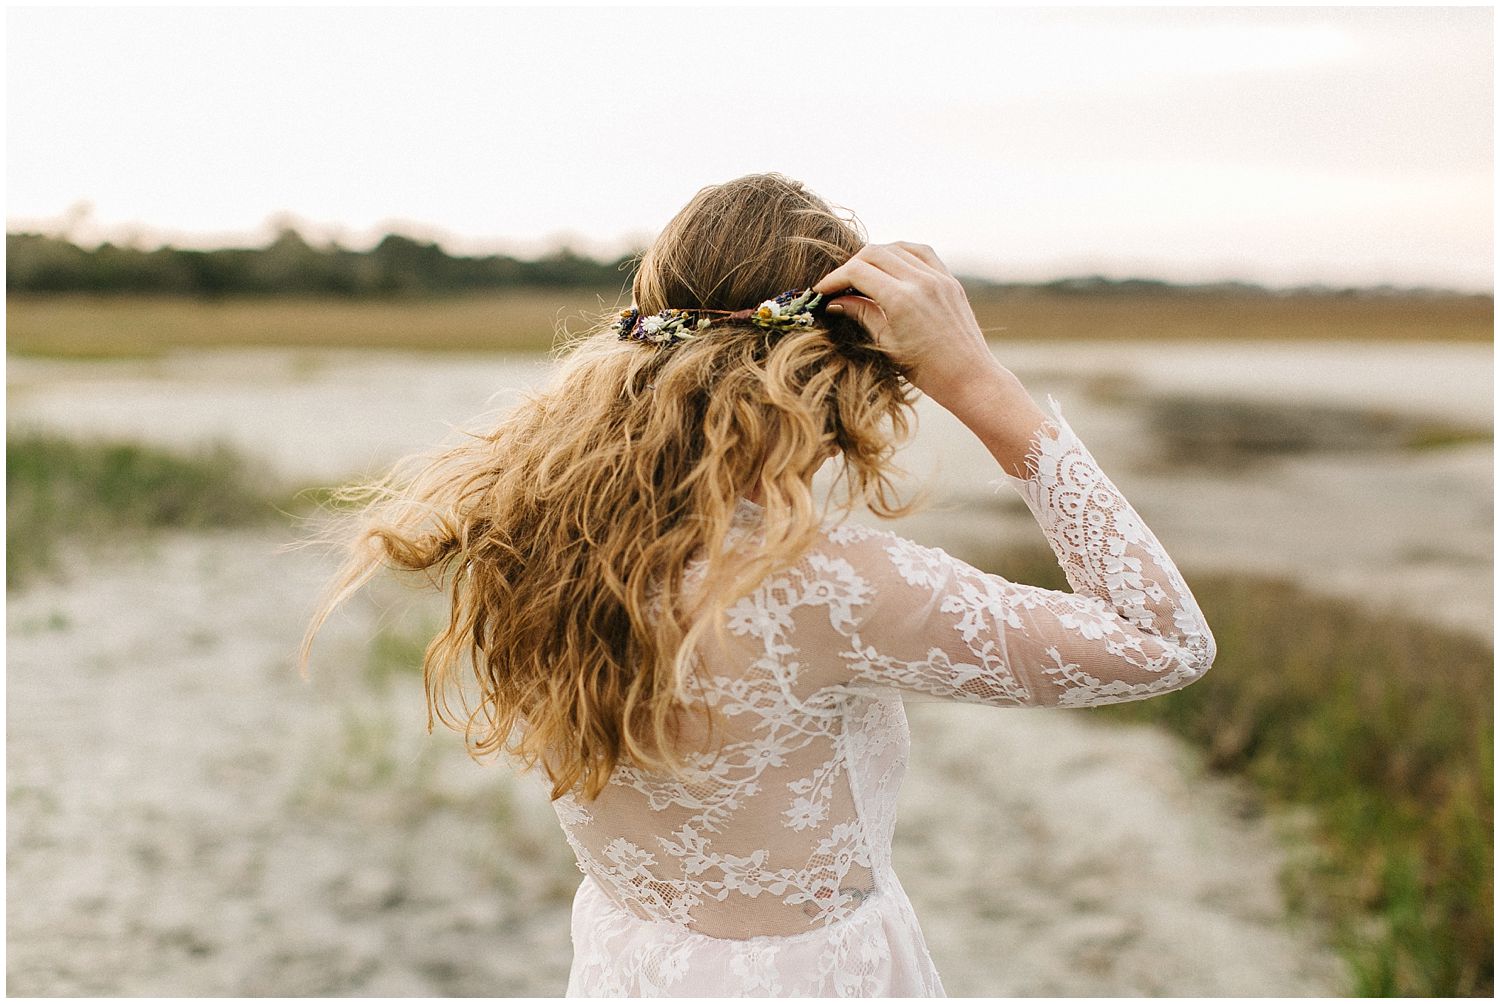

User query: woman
[300,173,1216,996]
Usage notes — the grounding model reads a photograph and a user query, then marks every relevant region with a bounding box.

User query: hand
[813,242,1007,410]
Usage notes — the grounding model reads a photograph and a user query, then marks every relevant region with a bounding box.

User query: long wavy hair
[298,172,924,800]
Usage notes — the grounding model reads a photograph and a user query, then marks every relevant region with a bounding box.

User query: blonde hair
[298,172,922,800]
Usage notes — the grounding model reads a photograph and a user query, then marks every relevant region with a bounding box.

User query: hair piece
[612,287,854,347]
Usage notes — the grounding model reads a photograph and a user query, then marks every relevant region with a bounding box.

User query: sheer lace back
[550,395,1217,995]
[550,508,904,940]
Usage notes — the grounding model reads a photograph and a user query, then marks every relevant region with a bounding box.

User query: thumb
[825,294,884,334]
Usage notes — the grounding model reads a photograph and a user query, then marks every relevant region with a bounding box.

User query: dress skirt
[565,871,946,997]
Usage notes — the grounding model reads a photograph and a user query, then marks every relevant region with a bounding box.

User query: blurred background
[6,4,1492,998]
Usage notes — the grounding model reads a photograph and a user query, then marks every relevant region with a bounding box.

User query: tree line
[6,229,638,296]
[7,228,1479,300]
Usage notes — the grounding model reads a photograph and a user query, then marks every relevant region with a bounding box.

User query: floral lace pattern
[554,393,1216,996]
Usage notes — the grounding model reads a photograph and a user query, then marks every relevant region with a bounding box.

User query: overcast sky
[7,5,1493,290]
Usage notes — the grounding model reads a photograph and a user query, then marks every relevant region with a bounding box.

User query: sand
[7,528,1347,996]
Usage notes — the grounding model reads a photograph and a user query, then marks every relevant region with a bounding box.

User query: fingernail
[827,304,844,314]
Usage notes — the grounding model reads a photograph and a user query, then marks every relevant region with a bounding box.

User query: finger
[891,242,949,273]
[813,255,902,300]
[825,294,885,328]
[860,243,929,281]
[814,243,920,294]
[884,244,944,281]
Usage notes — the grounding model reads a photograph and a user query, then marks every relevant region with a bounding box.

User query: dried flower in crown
[609,307,713,346]
[612,287,830,347]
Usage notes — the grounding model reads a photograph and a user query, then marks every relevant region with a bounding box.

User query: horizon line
[6,224,1493,299]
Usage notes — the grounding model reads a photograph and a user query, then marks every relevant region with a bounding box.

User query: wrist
[937,365,1052,481]
[927,356,1021,418]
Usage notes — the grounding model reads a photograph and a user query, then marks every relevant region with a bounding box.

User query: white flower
[826,522,878,545]
[603,837,658,874]
[729,945,784,995]
[654,951,690,984]
[641,315,663,333]
[1056,596,1120,640]
[662,823,716,875]
[725,595,793,642]
[719,849,771,895]
[813,822,870,872]
[885,538,948,590]
[740,735,789,769]
[783,795,828,831]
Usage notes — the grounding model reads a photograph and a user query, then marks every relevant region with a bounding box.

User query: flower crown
[611,287,831,347]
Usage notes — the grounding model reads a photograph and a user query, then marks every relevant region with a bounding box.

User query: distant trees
[5,229,640,297]
[7,230,1480,300]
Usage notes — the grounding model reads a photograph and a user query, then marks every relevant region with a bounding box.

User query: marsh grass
[6,290,624,357]
[5,431,281,587]
[365,611,440,688]
[1110,393,1493,469]
[299,617,582,919]
[7,288,1491,358]
[977,544,1494,998]
[965,287,1491,344]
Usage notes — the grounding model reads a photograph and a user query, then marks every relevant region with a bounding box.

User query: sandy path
[7,531,577,995]
[902,703,1344,995]
[7,524,1347,996]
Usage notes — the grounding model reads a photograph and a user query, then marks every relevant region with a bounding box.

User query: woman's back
[552,497,905,931]
[553,397,1216,996]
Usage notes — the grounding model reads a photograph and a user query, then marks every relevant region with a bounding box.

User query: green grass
[978,544,1494,998]
[5,431,283,588]
[364,611,441,688]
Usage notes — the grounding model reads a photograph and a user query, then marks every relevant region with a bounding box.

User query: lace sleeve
[820,394,1216,709]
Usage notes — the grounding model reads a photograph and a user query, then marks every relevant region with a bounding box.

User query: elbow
[1177,625,1217,690]
[1145,622,1216,700]
[1155,599,1216,693]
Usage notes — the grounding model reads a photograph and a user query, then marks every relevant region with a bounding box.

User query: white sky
[6,4,1494,290]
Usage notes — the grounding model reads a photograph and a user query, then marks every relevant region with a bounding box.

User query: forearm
[928,360,1054,481]
[987,390,1218,677]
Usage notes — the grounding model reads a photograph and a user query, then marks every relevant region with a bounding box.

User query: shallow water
[8,339,1492,638]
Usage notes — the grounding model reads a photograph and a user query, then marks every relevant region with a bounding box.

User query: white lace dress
[547,394,1217,997]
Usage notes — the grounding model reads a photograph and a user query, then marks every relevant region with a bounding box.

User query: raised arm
[808,242,1215,708]
[818,385,1215,708]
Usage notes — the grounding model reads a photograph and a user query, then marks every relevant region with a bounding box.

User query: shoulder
[810,515,964,596]
[714,513,971,633]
